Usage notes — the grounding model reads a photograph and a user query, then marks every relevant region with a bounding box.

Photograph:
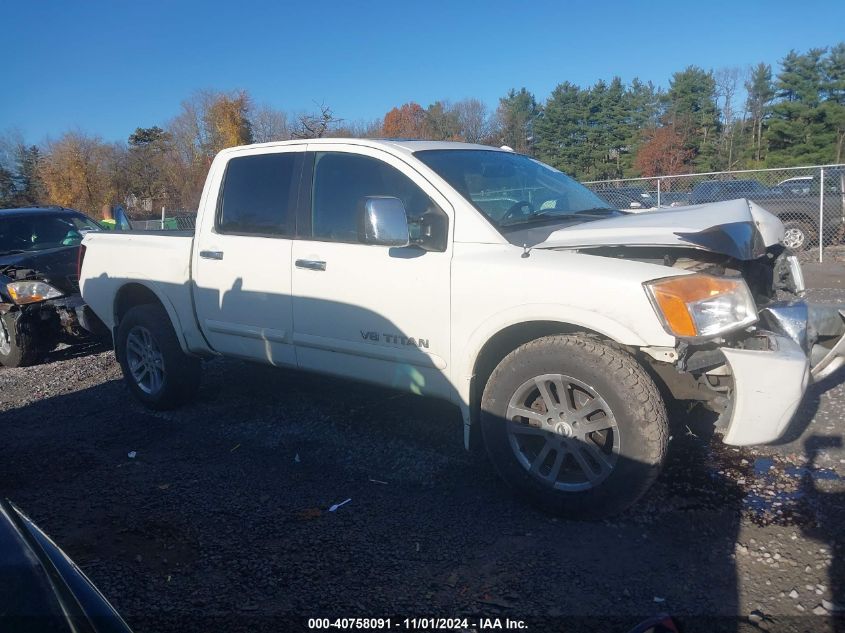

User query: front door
[192,146,304,366]
[291,145,453,398]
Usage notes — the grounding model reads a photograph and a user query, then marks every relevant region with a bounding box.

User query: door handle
[295,259,327,271]
[200,250,224,260]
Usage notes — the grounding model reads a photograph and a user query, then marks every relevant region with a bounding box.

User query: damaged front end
[639,252,845,446]
[535,198,844,446]
[1,263,95,366]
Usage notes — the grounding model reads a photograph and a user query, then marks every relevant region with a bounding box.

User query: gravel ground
[1,280,844,632]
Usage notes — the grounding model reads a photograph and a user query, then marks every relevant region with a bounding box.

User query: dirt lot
[2,270,845,633]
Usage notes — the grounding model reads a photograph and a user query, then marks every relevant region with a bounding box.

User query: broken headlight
[644,274,758,339]
[6,280,63,305]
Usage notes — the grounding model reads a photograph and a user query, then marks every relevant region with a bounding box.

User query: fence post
[161,206,166,230]
[657,179,661,208]
[819,168,825,264]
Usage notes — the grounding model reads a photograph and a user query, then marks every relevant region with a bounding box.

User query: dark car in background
[0,207,102,367]
[0,499,132,632]
[593,186,657,212]
[689,177,845,251]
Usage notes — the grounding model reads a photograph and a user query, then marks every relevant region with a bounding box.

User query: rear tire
[480,334,668,519]
[0,312,46,368]
[781,218,817,251]
[116,304,201,409]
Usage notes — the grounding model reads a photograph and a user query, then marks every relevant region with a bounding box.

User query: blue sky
[4,0,845,144]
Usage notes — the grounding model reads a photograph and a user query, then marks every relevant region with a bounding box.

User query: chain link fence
[583,164,845,262]
[127,214,196,231]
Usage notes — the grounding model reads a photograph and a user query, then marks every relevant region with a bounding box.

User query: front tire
[480,334,668,519]
[0,312,46,368]
[116,304,201,409]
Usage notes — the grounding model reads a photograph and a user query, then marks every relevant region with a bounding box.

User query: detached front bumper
[718,301,845,446]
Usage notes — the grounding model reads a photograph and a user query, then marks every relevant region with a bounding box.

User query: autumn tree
[634,124,694,178]
[383,102,427,138]
[38,132,126,215]
[203,91,253,154]
[166,90,254,209]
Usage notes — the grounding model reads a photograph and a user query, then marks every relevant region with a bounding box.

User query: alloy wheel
[506,373,619,491]
[783,227,806,250]
[125,326,165,395]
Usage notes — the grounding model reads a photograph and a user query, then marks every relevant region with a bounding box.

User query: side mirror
[359,197,409,247]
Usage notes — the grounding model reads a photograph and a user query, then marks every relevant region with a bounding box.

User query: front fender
[454,303,673,407]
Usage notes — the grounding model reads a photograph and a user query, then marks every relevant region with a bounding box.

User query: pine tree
[822,43,845,162]
[665,66,720,170]
[744,63,775,163]
[766,48,829,165]
[495,88,540,154]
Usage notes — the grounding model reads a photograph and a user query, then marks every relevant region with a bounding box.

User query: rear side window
[217,153,301,236]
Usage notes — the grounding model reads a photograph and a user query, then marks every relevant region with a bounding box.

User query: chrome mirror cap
[360,197,410,247]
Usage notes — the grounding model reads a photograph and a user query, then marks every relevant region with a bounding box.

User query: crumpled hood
[0,246,81,300]
[536,199,785,260]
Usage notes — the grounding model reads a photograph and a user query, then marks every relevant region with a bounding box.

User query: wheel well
[468,321,607,450]
[114,283,164,327]
[778,212,817,227]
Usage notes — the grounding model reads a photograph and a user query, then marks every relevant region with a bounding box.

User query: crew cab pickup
[79,140,845,518]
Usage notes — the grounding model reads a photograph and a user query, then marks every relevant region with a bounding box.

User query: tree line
[1,42,843,218]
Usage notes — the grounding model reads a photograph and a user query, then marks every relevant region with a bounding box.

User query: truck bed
[79,231,210,354]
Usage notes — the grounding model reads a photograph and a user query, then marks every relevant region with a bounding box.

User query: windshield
[415,149,617,229]
[0,213,100,255]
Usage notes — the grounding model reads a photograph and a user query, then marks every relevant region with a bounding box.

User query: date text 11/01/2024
[307,617,528,630]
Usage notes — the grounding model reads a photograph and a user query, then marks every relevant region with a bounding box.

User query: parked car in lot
[0,207,102,367]
[79,140,845,518]
[593,186,656,212]
[690,177,845,250]
[0,499,133,632]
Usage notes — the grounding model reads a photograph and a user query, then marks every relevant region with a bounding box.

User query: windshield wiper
[499,207,622,228]
[571,207,621,216]
[0,249,27,256]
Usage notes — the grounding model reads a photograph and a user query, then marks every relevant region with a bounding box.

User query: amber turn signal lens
[644,275,756,339]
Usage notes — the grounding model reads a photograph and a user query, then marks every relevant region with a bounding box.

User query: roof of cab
[215,138,507,158]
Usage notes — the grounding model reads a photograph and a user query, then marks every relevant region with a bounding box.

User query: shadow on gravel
[0,362,760,633]
[774,366,845,446]
[800,435,845,632]
[47,339,111,363]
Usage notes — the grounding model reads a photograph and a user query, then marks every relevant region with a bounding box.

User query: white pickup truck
[79,139,845,518]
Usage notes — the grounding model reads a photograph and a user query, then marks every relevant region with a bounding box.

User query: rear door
[192,146,304,366]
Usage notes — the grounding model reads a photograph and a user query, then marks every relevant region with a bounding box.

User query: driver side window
[311,152,445,248]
